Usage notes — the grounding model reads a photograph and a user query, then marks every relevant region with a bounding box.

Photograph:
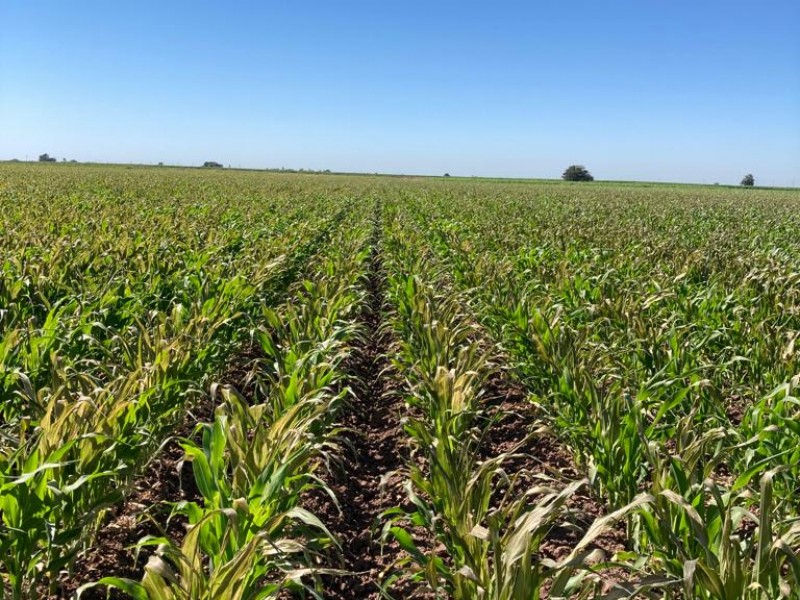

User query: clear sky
[1,1,798,186]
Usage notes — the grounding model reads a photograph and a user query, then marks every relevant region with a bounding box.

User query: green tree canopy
[562,165,594,181]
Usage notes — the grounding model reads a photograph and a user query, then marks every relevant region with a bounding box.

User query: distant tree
[202,161,223,168]
[38,153,57,162]
[158,162,164,166]
[562,165,594,181]
[741,173,755,187]
[443,173,451,177]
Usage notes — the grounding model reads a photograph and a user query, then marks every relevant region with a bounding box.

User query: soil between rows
[49,425,205,599]
[478,371,628,566]
[301,242,435,599]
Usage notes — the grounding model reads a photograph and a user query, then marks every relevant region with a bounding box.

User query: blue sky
[1,1,798,186]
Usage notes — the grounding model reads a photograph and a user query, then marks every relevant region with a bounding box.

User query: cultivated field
[1,163,799,599]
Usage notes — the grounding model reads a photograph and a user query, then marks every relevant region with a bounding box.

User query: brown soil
[45,389,218,599]
[725,394,748,426]
[48,433,203,599]
[304,241,436,600]
[478,371,577,480]
[218,341,268,404]
[477,369,629,585]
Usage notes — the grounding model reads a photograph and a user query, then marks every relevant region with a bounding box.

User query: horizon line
[2,158,797,190]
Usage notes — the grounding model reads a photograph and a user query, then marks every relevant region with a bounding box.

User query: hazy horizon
[2,1,798,187]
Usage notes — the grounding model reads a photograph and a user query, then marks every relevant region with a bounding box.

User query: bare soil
[304,241,436,599]
[477,370,629,582]
[48,433,203,599]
